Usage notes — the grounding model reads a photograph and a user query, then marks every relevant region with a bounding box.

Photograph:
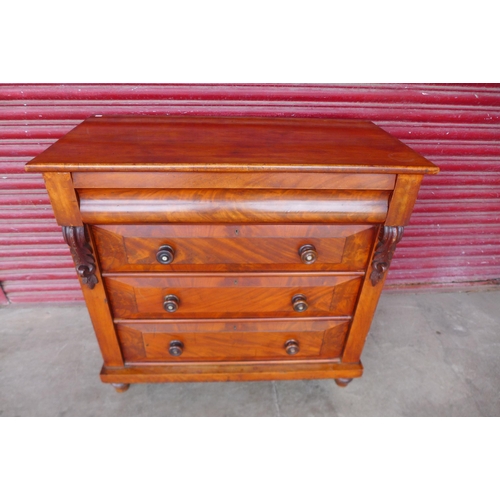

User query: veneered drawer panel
[72,171,396,190]
[79,188,390,224]
[105,272,362,319]
[116,318,350,362]
[92,224,377,272]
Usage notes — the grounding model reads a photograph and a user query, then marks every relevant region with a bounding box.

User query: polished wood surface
[92,224,377,273]
[385,174,424,226]
[26,116,439,173]
[100,361,364,383]
[28,116,438,390]
[117,318,349,363]
[104,273,362,319]
[72,171,396,190]
[78,229,125,367]
[116,318,349,362]
[342,225,387,363]
[40,169,124,368]
[79,188,390,224]
[42,173,82,226]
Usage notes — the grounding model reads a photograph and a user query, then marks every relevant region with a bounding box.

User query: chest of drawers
[26,116,438,392]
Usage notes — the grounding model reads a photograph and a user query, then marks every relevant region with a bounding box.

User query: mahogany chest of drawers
[26,116,438,392]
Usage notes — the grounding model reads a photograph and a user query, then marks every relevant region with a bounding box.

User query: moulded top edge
[25,163,440,175]
[24,115,439,174]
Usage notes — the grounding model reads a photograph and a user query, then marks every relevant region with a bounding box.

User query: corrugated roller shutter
[0,84,499,303]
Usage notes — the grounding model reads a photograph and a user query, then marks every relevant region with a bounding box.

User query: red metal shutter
[0,84,499,303]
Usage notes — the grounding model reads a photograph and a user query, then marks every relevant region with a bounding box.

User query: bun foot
[335,378,353,388]
[112,383,130,393]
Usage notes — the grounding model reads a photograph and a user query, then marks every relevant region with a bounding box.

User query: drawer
[92,224,377,272]
[116,318,350,362]
[79,188,390,224]
[104,272,363,319]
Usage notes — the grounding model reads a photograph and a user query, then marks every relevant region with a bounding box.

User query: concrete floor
[1,290,499,416]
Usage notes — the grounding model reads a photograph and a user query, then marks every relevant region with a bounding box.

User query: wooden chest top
[26,116,438,174]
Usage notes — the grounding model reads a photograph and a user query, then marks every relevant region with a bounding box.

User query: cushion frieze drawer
[104,273,363,320]
[92,224,378,273]
[78,188,390,224]
[116,318,350,362]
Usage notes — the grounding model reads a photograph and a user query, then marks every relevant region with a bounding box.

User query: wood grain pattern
[74,226,124,367]
[91,224,377,273]
[142,331,324,361]
[100,360,364,383]
[342,225,386,364]
[78,188,390,224]
[72,171,396,190]
[116,318,349,362]
[42,172,82,226]
[385,174,423,226]
[104,273,363,319]
[26,116,439,174]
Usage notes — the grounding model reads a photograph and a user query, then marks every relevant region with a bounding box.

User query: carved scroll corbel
[370,225,404,286]
[62,226,98,289]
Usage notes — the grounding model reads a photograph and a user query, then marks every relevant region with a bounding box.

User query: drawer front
[79,188,390,224]
[105,273,362,319]
[73,171,396,190]
[92,224,377,272]
[116,318,350,362]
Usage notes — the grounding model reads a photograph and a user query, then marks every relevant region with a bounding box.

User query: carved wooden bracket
[370,225,404,286]
[62,226,98,289]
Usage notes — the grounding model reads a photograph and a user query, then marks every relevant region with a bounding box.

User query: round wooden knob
[169,340,184,356]
[285,339,300,355]
[156,245,175,264]
[163,294,180,313]
[298,244,318,264]
[292,294,308,313]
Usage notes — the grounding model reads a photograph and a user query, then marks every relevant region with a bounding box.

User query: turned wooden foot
[112,383,130,393]
[335,378,353,388]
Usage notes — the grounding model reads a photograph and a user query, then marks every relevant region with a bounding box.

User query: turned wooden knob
[292,294,308,313]
[156,244,175,264]
[169,340,184,356]
[163,294,180,313]
[299,244,318,264]
[285,339,300,355]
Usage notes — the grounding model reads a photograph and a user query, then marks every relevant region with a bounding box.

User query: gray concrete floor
[1,290,499,416]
